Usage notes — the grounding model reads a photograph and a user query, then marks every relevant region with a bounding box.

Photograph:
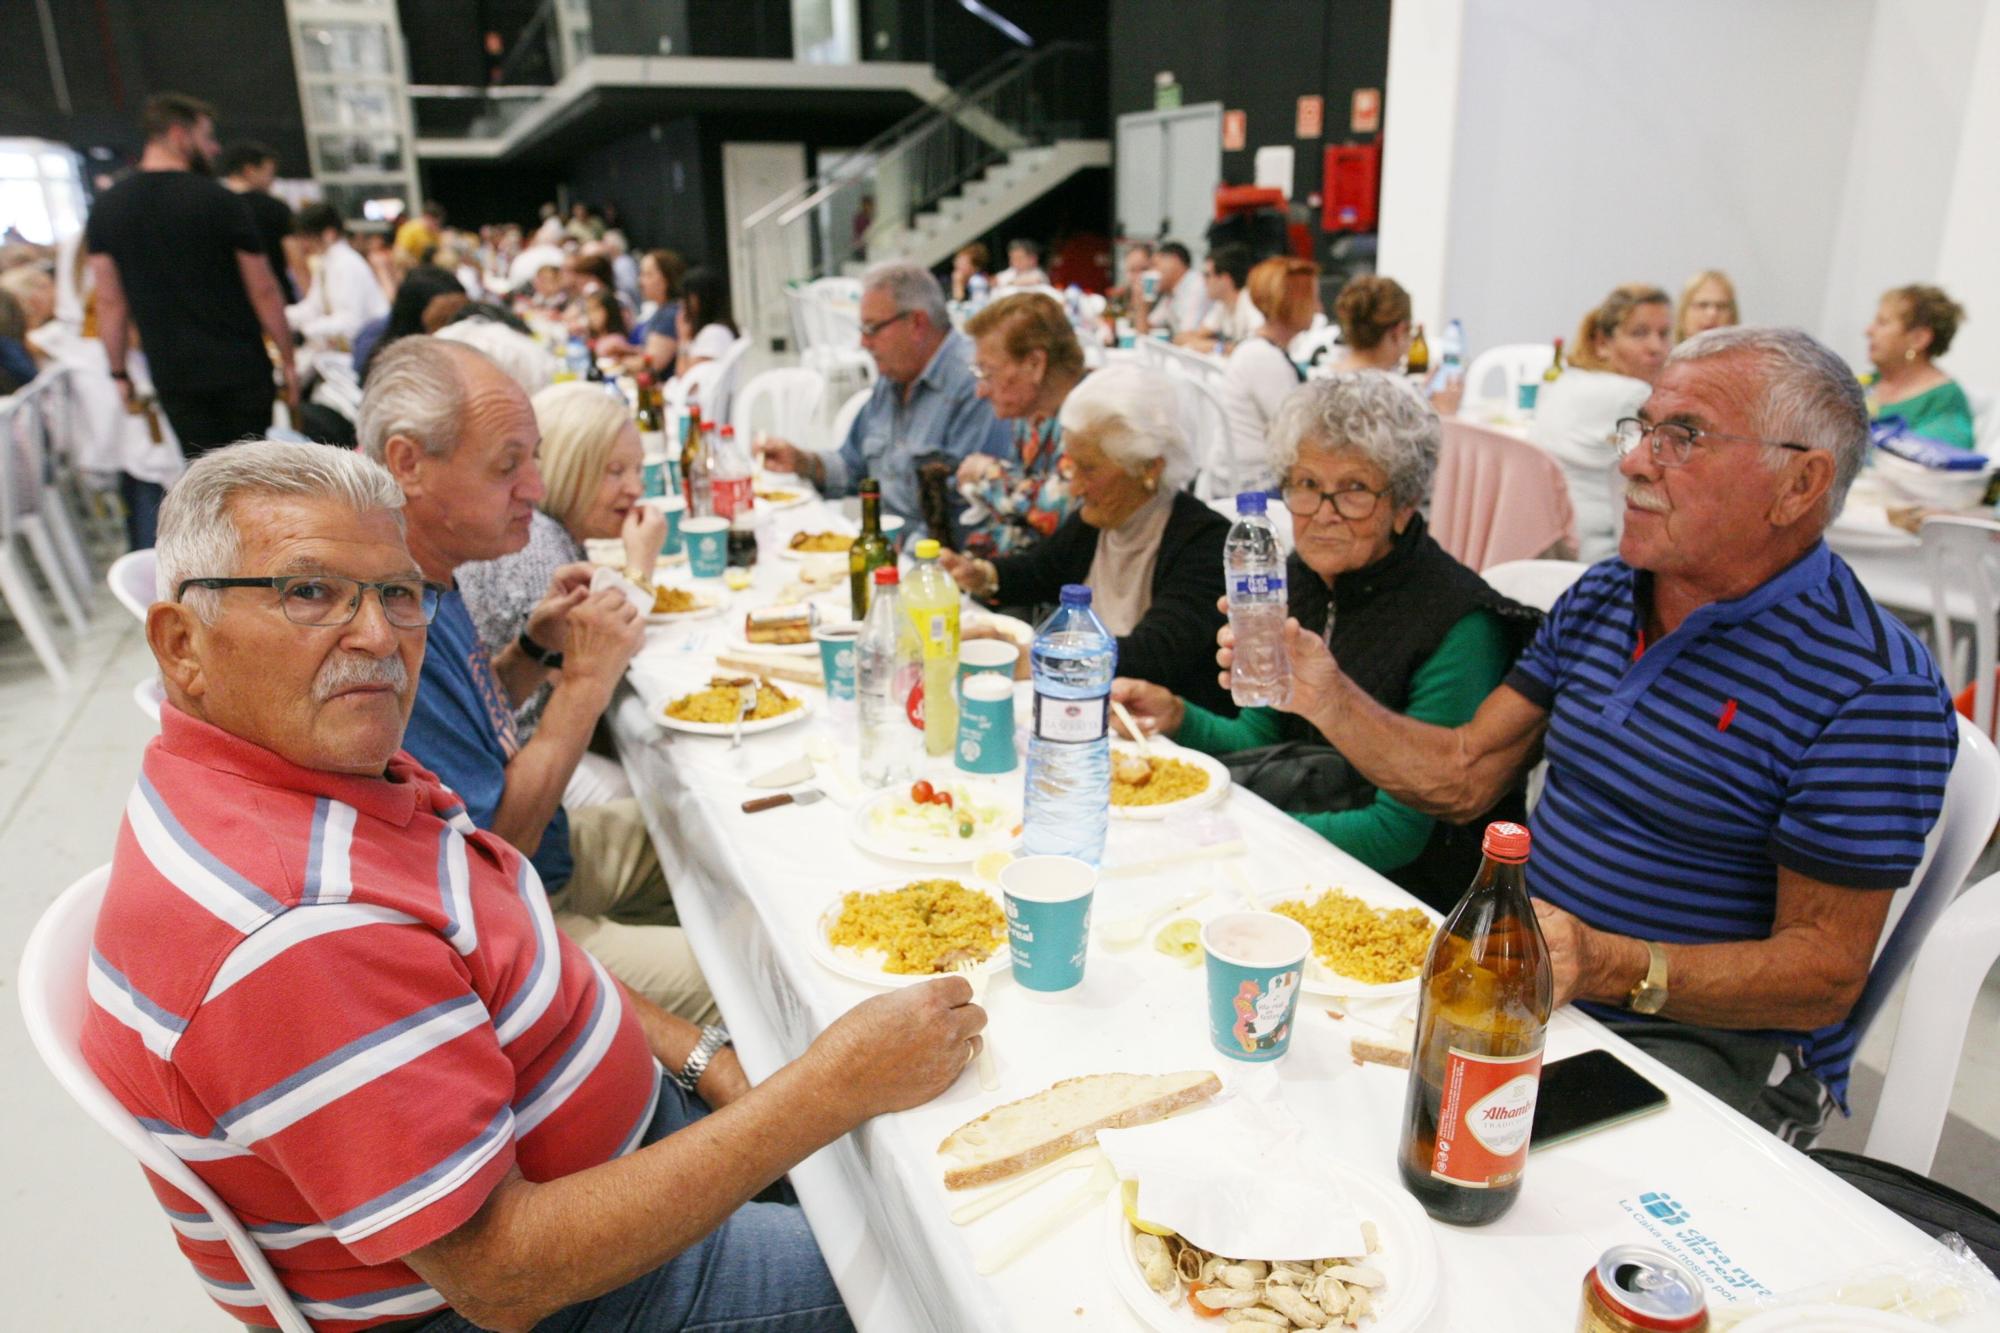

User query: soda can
[1577,1246,1709,1332]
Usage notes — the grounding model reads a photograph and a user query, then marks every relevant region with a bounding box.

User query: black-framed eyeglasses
[174,575,444,628]
[1613,417,1812,469]
[859,309,913,339]
[1280,477,1389,521]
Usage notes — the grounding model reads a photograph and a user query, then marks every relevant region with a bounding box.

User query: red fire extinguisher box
[1321,140,1381,233]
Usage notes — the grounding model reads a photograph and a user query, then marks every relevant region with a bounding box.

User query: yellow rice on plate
[827,879,1006,975]
[652,585,704,614]
[789,531,854,553]
[1270,889,1435,985]
[665,680,802,725]
[1110,754,1211,807]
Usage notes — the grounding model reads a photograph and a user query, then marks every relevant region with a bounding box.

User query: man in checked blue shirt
[1216,326,1958,1144]
[760,260,1009,534]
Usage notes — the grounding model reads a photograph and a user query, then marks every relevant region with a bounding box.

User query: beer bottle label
[1430,1046,1543,1188]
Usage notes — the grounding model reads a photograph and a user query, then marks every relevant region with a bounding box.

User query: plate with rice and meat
[1108,743,1229,820]
[808,878,1010,987]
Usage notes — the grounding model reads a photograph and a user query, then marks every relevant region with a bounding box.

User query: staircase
[739,42,1107,336]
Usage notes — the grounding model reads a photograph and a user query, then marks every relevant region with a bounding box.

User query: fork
[729,679,759,750]
[950,957,998,1090]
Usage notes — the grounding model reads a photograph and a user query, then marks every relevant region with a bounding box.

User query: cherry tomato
[911,780,934,804]
[936,791,954,810]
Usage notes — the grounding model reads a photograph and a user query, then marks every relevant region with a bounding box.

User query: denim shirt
[820,328,1012,530]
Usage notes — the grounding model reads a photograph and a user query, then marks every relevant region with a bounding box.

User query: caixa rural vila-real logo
[1639,1192,1690,1226]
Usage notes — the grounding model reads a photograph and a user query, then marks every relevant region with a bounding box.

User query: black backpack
[1808,1150,2000,1278]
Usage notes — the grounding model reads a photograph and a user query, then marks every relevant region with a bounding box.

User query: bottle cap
[873,566,900,586]
[1482,821,1530,863]
[859,477,880,494]
[721,425,735,438]
[914,538,941,559]
[1235,491,1267,515]
[1059,583,1093,606]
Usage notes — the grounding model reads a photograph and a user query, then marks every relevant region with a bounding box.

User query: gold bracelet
[623,565,655,592]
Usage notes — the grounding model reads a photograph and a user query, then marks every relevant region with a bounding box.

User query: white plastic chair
[1920,515,2000,735]
[1479,558,1589,613]
[1462,343,1556,415]
[0,392,76,686]
[1963,385,2000,456]
[824,386,871,456]
[1171,376,1237,502]
[19,867,315,1333]
[704,336,754,429]
[4,380,92,633]
[17,371,97,602]
[1861,716,2000,1174]
[108,547,157,623]
[733,367,827,446]
[133,676,164,722]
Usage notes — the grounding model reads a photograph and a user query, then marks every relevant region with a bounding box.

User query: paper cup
[881,513,908,552]
[959,638,1019,682]
[642,494,686,556]
[642,451,671,500]
[683,516,729,579]
[1000,855,1095,997]
[956,672,1016,774]
[1516,381,1540,413]
[812,620,861,701]
[1202,911,1311,1062]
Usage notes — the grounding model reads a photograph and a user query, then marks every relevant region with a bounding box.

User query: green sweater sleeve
[1174,697,1285,755]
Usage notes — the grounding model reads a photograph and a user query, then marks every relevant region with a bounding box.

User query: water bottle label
[1033,692,1107,744]
[1230,572,1285,598]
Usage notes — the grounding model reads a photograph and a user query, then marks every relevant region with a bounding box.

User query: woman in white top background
[1326,273,1463,415]
[1530,283,1671,562]
[1220,255,1319,494]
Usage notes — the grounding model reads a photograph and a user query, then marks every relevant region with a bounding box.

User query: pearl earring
[1906,348,1917,362]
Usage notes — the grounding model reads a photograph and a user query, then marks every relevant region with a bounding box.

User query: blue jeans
[421,1077,854,1333]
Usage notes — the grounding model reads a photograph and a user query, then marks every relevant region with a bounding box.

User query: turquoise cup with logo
[683,516,728,579]
[955,673,1016,774]
[812,620,860,702]
[1000,855,1095,997]
[642,494,685,557]
[1202,911,1312,1061]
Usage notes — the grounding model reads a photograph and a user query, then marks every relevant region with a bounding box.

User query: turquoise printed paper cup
[642,494,686,557]
[955,672,1016,774]
[1202,911,1311,1062]
[958,638,1019,682]
[812,620,860,702]
[1000,855,1095,998]
[683,516,729,579]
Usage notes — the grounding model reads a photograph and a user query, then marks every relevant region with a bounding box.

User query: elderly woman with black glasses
[1112,372,1537,909]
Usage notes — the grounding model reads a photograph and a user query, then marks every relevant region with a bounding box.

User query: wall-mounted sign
[1351,87,1382,134]
[1296,95,1324,138]
[1222,109,1247,152]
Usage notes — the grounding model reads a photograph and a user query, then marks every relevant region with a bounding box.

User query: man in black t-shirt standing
[86,93,298,491]
[219,141,299,305]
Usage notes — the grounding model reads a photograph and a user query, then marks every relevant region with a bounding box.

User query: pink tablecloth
[1431,417,1578,571]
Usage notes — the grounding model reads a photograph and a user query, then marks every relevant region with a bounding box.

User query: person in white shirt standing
[1178,243,1261,352]
[1143,241,1211,340]
[287,203,391,349]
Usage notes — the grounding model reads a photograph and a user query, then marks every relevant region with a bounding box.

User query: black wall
[564,119,715,259]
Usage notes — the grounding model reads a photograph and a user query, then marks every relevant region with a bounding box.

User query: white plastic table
[608,494,1955,1332]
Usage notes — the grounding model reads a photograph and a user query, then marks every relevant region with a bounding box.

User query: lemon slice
[723,567,754,591]
[1122,1179,1175,1237]
[1153,917,1203,964]
[972,849,1015,883]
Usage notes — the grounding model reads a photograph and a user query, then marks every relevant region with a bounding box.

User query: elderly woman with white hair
[1113,371,1536,909]
[457,381,664,805]
[941,362,1235,714]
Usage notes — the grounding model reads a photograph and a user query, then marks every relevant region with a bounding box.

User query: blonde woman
[458,382,665,802]
[1675,270,1739,342]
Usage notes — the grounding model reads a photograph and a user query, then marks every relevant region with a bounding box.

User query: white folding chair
[1860,716,2000,1173]
[1462,343,1556,415]
[824,387,871,455]
[108,547,157,623]
[704,336,754,429]
[1479,558,1589,613]
[1963,384,2000,456]
[0,392,76,686]
[133,676,164,723]
[1920,515,2000,735]
[1171,376,1236,502]
[18,371,97,601]
[4,381,92,632]
[733,367,827,446]
[19,867,315,1333]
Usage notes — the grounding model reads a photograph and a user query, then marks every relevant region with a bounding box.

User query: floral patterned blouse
[960,416,1078,558]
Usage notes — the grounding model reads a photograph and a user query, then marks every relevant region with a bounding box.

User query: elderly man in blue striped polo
[1225,327,1957,1144]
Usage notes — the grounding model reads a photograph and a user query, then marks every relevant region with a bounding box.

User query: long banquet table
[607,491,1963,1332]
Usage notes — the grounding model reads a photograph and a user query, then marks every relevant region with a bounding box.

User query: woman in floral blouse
[954,292,1088,559]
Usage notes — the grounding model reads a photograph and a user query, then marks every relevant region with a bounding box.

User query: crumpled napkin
[1097,1069,1365,1261]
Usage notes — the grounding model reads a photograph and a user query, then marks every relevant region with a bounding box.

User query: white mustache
[1624,481,1671,514]
[314,652,408,701]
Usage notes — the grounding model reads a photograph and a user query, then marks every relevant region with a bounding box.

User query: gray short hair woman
[1112,371,1538,910]
[940,363,1234,714]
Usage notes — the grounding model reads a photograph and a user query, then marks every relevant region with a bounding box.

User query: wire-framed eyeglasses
[1613,417,1811,469]
[174,575,444,628]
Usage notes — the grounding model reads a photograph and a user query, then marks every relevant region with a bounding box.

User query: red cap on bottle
[873,567,899,586]
[1482,821,1530,864]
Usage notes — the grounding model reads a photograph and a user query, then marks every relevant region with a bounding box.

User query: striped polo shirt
[83,707,659,1331]
[1507,544,1956,1101]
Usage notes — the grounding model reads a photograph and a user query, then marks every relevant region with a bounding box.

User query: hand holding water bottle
[1214,599,1343,725]
[1223,493,1291,708]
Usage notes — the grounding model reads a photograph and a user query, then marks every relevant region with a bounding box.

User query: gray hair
[155,440,405,621]
[1268,371,1440,510]
[358,335,486,462]
[1057,362,1196,490]
[1667,326,1868,518]
[436,317,558,396]
[861,258,949,330]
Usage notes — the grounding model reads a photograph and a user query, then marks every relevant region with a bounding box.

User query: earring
[1145,478,1158,492]
[1906,348,1917,363]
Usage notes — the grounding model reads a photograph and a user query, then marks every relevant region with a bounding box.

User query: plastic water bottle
[968,271,989,308]
[1226,492,1290,708]
[903,539,960,758]
[1430,318,1465,398]
[858,567,921,787]
[564,336,592,382]
[1023,584,1116,865]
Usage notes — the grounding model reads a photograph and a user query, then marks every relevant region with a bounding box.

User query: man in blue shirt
[360,335,715,1022]
[1222,327,1957,1144]
[760,260,1010,532]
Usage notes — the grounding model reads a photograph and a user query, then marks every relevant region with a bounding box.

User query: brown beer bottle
[1396,820,1552,1225]
[1405,323,1430,377]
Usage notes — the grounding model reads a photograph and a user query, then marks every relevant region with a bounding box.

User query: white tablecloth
[607,494,1960,1331]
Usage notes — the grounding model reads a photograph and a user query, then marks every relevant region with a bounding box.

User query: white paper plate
[653,682,816,736]
[964,610,1035,647]
[1102,1159,1440,1333]
[1109,743,1230,821]
[806,879,1010,988]
[848,781,1024,865]
[776,531,858,561]
[754,487,816,512]
[1254,884,1442,1000]
[645,589,723,624]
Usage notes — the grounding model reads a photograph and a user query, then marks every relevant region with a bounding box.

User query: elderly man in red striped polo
[83,440,984,1332]
[1212,327,1958,1146]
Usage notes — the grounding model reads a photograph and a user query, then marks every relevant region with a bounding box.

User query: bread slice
[938,1071,1222,1190]
[1349,1036,1411,1070]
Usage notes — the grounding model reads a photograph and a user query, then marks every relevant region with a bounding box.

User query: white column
[1374,0,1466,340]
[1933,2,2000,382]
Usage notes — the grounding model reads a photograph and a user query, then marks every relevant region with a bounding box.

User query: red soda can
[1577,1246,1709,1331]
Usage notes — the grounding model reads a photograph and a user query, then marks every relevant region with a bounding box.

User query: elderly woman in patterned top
[951,291,1088,559]
[457,380,664,805]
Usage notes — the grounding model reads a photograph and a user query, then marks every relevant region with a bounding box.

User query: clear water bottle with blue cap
[1430,318,1466,399]
[1226,491,1290,708]
[1023,584,1116,865]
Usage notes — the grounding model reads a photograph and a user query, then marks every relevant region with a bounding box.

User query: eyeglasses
[175,575,444,628]
[1613,417,1811,469]
[859,309,913,339]
[1280,477,1389,521]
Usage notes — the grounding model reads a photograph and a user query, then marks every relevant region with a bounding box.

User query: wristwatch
[516,628,563,670]
[673,1024,732,1094]
[1626,941,1670,1015]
